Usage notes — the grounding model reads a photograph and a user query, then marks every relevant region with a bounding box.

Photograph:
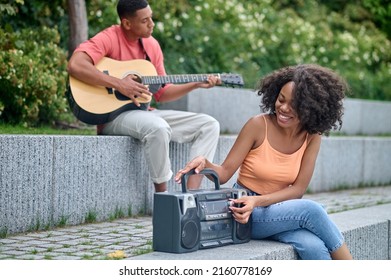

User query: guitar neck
[142,74,218,85]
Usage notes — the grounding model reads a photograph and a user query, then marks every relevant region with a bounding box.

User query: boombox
[153,169,251,253]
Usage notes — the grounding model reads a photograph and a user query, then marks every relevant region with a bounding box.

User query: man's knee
[145,122,172,142]
[201,114,220,135]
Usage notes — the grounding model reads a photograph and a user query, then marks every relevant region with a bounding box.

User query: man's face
[124,5,154,39]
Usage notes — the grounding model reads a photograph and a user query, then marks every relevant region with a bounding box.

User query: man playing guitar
[67,0,221,192]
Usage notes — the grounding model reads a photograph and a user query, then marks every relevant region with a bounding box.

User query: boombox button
[207,213,228,219]
[220,239,233,245]
[200,241,219,248]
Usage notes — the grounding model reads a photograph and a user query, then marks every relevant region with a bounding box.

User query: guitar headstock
[220,73,244,87]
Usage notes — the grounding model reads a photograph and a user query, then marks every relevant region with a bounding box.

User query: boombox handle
[181,168,220,193]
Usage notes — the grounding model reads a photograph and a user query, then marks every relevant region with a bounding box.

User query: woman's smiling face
[275,81,301,128]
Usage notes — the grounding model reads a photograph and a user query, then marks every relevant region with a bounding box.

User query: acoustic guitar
[67,57,244,125]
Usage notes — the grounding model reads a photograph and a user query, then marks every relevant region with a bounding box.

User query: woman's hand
[229,196,256,224]
[174,156,207,184]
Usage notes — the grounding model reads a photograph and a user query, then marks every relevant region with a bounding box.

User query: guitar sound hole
[123,71,143,84]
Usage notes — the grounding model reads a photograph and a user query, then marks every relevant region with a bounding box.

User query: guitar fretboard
[142,74,219,85]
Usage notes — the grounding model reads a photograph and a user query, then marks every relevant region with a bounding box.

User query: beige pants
[102,109,220,184]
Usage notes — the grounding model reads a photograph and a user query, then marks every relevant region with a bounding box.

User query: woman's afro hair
[257,64,349,135]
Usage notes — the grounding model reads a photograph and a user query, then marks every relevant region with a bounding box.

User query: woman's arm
[231,134,322,223]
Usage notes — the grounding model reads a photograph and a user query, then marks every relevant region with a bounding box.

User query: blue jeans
[233,183,344,260]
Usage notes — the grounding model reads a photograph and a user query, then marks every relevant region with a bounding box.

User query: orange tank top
[237,115,308,195]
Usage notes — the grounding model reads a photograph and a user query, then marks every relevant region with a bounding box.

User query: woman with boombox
[175,64,353,260]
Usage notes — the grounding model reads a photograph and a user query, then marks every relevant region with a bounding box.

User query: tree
[67,0,88,56]
[363,0,391,39]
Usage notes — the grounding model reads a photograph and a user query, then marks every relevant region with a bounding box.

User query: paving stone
[4,250,29,256]
[3,235,37,241]
[52,247,80,254]
[20,240,53,247]
[0,254,16,260]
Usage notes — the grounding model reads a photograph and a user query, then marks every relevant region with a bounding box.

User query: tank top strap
[262,114,268,135]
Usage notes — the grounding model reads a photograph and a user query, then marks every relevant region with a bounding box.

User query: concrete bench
[131,203,391,260]
[1,134,390,236]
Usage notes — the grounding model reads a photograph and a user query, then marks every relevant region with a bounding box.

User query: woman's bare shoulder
[240,114,269,147]
[246,113,269,126]
[306,133,322,146]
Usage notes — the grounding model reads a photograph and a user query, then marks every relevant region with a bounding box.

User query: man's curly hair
[257,64,348,135]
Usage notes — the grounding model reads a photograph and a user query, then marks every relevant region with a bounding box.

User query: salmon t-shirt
[73,24,171,102]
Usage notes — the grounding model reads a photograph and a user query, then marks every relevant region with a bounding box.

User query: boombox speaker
[153,168,251,253]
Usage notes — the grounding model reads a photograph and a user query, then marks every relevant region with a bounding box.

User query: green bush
[0,26,69,126]
[151,0,391,100]
[1,0,390,127]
